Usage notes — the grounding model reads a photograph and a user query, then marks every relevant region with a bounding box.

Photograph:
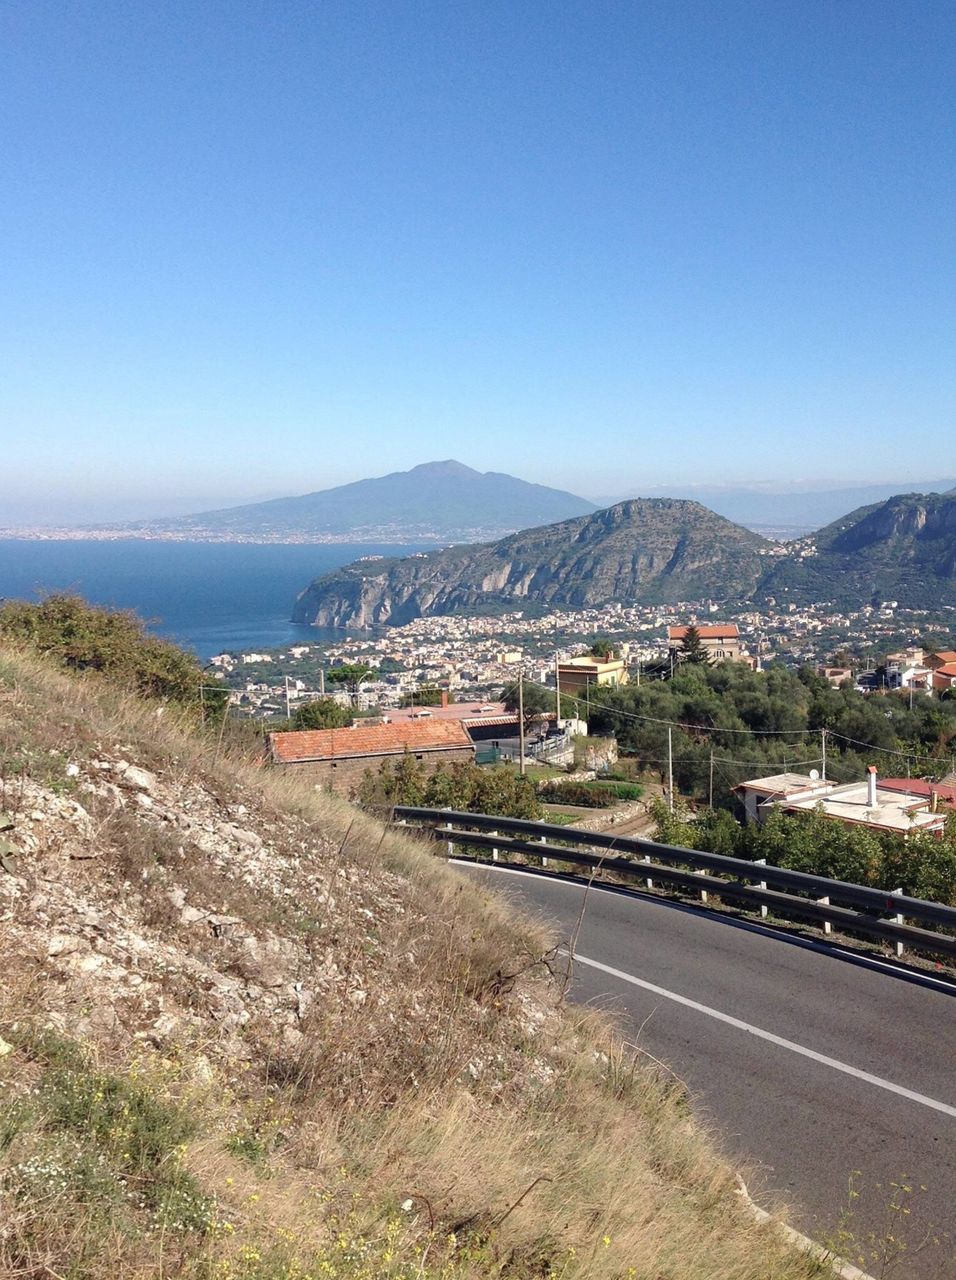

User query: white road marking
[456,859,956,993]
[457,860,956,1118]
[570,951,956,1120]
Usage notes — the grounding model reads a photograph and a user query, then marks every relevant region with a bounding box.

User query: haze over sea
[0,541,424,659]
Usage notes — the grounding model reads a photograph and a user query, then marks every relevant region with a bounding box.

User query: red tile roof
[269,719,474,764]
[879,778,956,810]
[933,662,956,678]
[668,624,740,640]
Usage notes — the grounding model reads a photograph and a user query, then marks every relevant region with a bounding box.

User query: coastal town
[210,597,956,719]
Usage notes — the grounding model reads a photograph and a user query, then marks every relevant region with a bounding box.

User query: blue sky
[2,1,954,522]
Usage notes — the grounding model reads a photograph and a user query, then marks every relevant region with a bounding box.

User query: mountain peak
[407,460,480,479]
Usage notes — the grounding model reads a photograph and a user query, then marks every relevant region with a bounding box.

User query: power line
[527,675,952,766]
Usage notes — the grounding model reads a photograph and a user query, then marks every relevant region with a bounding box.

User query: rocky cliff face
[759,493,956,606]
[292,500,771,627]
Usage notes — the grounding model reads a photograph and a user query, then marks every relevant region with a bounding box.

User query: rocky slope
[293,499,772,627]
[0,646,821,1280]
[759,491,956,607]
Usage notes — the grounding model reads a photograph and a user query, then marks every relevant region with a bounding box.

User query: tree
[678,625,712,666]
[589,637,615,659]
[291,698,352,730]
[501,679,552,738]
[325,663,375,703]
[399,685,452,708]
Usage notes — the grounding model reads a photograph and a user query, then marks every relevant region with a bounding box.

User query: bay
[0,540,424,659]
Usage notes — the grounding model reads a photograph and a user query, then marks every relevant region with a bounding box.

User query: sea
[0,539,425,660]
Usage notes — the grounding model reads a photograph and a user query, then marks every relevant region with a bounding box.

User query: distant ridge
[759,491,956,607]
[293,488,956,626]
[126,461,597,543]
[292,499,771,627]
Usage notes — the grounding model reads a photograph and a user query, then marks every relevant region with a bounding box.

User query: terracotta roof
[668,624,740,640]
[878,778,956,809]
[929,651,956,663]
[269,720,474,764]
[933,662,956,678]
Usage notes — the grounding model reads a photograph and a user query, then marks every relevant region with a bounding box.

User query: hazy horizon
[3,5,954,526]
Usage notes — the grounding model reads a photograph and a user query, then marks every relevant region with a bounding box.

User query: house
[733,771,833,824]
[557,655,628,696]
[267,720,475,795]
[931,662,956,694]
[667,624,751,664]
[925,650,956,672]
[733,767,948,838]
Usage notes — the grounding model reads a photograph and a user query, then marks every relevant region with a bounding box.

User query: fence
[393,807,956,961]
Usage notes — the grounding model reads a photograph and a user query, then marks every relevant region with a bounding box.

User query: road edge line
[735,1177,876,1280]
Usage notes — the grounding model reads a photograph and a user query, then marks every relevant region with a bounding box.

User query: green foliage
[542,780,643,808]
[291,697,353,730]
[576,662,956,806]
[0,594,218,711]
[501,680,552,736]
[326,663,375,693]
[677,625,712,666]
[589,637,615,659]
[12,1028,213,1233]
[359,756,541,819]
[399,685,453,707]
[649,800,956,906]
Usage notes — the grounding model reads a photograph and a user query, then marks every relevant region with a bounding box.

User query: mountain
[292,499,772,627]
[136,461,597,543]
[758,492,956,607]
[591,479,956,538]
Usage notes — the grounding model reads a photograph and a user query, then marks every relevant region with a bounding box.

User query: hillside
[0,642,824,1280]
[293,499,772,627]
[759,491,956,607]
[131,461,597,543]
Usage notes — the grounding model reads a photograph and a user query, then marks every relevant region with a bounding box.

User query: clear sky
[2,0,954,522]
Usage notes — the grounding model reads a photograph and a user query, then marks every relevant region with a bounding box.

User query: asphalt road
[461,861,956,1280]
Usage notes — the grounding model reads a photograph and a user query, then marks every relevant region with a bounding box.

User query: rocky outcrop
[293,499,772,627]
[759,493,956,607]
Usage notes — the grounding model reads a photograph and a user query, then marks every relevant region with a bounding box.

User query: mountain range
[593,478,956,535]
[127,461,596,543]
[293,491,956,626]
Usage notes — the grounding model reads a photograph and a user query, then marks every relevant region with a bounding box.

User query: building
[557,655,628,696]
[267,720,475,795]
[733,767,949,838]
[667,624,748,663]
[931,662,956,694]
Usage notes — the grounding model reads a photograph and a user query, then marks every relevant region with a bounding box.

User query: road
[461,861,956,1280]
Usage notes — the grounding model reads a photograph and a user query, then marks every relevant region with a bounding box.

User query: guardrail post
[642,854,653,890]
[817,895,832,935]
[755,858,768,918]
[445,820,454,859]
[694,868,708,903]
[539,831,548,867]
[490,829,499,862]
[891,888,905,958]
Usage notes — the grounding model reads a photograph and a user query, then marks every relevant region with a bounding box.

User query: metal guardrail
[393,807,956,960]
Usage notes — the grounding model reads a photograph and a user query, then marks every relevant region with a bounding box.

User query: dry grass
[0,643,831,1280]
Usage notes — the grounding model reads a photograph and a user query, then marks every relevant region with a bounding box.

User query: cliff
[293,499,772,627]
[759,492,956,607]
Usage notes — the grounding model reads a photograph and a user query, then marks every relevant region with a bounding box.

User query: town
[210,597,956,720]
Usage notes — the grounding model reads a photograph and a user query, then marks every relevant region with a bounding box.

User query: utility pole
[554,653,561,724]
[709,749,714,809]
[667,726,674,813]
[821,728,827,782]
[518,671,526,777]
[284,676,291,720]
[319,667,325,696]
